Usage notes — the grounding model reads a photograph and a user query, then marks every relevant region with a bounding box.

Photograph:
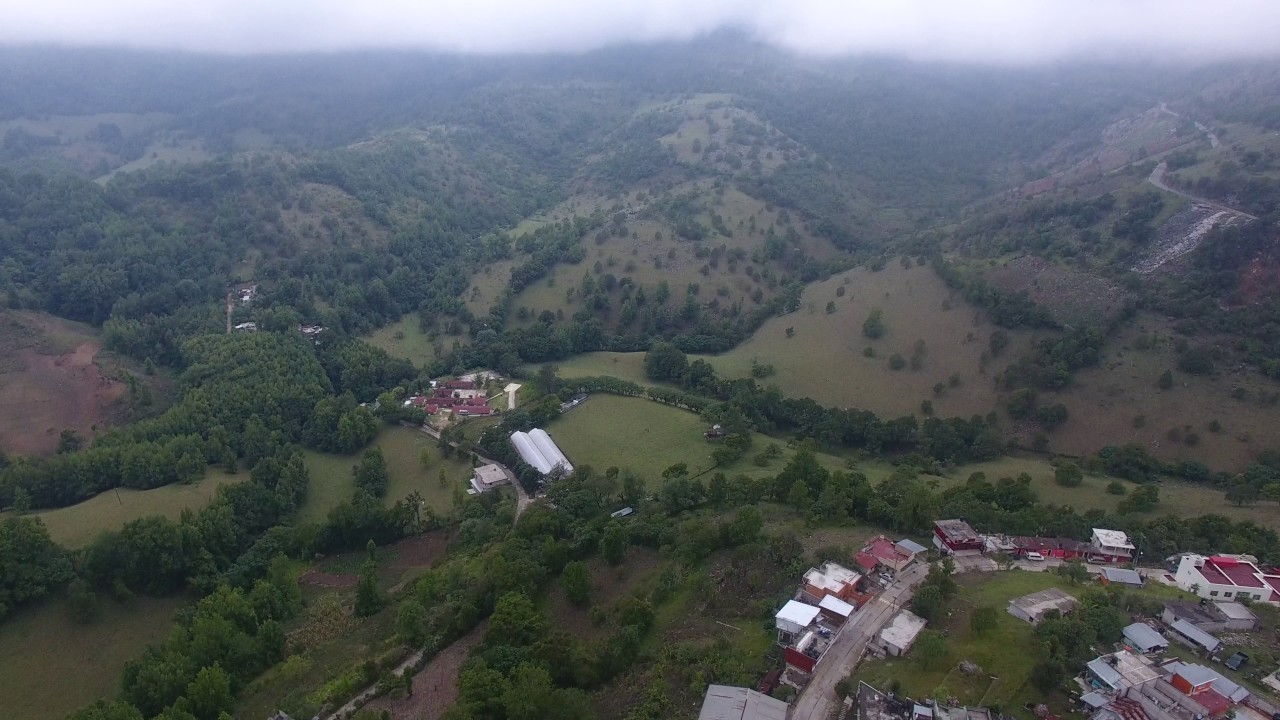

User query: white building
[1174,554,1280,604]
[774,600,820,639]
[1090,528,1136,562]
[877,609,927,656]
[510,428,573,477]
[470,464,508,494]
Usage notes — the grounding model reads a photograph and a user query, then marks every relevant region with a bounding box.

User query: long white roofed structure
[529,428,573,474]
[510,428,573,476]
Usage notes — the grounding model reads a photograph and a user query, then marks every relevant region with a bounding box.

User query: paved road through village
[789,561,931,720]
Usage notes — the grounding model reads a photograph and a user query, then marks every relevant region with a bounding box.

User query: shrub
[862,309,886,339]
[888,354,906,371]
[1106,480,1127,495]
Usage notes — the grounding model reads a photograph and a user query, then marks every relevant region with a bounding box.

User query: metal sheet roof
[897,539,928,555]
[1102,568,1144,585]
[819,595,855,617]
[699,685,788,720]
[1122,622,1166,651]
[1087,659,1127,690]
[1170,619,1221,650]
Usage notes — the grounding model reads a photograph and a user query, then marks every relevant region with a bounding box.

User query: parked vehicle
[1025,551,1045,561]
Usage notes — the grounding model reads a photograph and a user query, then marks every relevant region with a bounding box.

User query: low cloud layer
[4,0,1280,62]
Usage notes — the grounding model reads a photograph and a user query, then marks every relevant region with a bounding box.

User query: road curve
[1148,161,1256,221]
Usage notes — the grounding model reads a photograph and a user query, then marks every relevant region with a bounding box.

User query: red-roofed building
[854,552,879,574]
[445,379,477,390]
[425,404,439,414]
[1175,554,1280,604]
[862,536,914,574]
[456,405,494,416]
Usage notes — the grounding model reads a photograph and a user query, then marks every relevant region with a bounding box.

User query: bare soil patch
[364,621,487,720]
[298,569,357,590]
[0,312,125,456]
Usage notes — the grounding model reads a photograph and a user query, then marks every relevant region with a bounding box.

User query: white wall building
[1174,554,1280,604]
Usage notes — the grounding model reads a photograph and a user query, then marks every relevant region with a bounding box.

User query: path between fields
[411,423,532,522]
[362,622,487,720]
[789,562,931,720]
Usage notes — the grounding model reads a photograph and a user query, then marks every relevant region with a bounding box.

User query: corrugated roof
[1123,623,1167,651]
[897,539,928,555]
[1080,691,1110,708]
[699,685,788,720]
[1214,601,1257,620]
[1103,568,1144,585]
[1170,619,1220,650]
[1087,659,1127,689]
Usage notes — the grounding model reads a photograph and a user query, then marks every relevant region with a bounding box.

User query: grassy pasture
[98,137,212,181]
[9,468,248,549]
[299,426,478,524]
[0,595,185,720]
[1044,313,1280,471]
[547,393,859,488]
[702,262,1038,420]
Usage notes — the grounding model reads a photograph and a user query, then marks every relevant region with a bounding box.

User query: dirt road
[1148,161,1256,220]
[789,562,931,720]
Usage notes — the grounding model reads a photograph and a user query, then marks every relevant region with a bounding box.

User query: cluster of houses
[772,536,930,683]
[403,379,495,416]
[1079,636,1274,720]
[934,519,1139,566]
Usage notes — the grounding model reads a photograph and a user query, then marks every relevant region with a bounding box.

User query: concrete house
[1174,554,1280,603]
[1122,622,1168,654]
[933,519,983,554]
[877,609,927,656]
[470,464,508,493]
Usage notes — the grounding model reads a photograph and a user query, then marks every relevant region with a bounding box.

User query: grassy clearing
[98,137,211,181]
[13,468,248,548]
[1045,312,1280,472]
[547,394,855,488]
[299,425,477,524]
[363,312,466,365]
[0,595,185,720]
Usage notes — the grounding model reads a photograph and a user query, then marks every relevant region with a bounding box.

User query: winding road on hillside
[788,562,931,720]
[1148,161,1256,220]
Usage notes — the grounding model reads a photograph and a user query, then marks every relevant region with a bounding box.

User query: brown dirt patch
[298,569,357,590]
[365,621,487,720]
[0,312,125,456]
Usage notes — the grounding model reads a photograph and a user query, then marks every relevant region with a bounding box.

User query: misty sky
[3,0,1279,62]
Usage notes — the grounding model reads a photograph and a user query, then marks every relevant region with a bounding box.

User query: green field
[299,425,479,523]
[6,469,247,549]
[547,393,864,488]
[1046,313,1280,471]
[0,595,185,720]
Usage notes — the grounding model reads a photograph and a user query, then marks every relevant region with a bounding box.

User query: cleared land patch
[364,312,466,366]
[0,311,128,456]
[0,595,185,720]
[299,426,478,524]
[8,468,248,548]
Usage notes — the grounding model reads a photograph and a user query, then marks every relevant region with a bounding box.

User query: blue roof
[1170,619,1221,651]
[1102,568,1144,585]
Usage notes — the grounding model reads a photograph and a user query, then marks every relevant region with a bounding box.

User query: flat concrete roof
[879,609,927,650]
